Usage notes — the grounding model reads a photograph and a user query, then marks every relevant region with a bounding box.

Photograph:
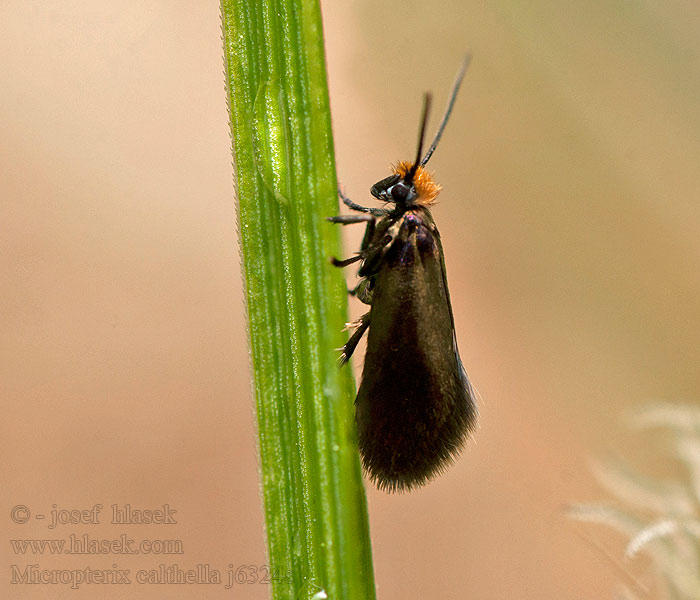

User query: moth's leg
[327,214,376,252]
[330,254,363,268]
[339,312,370,365]
[358,234,393,278]
[349,278,373,305]
[359,217,376,252]
[338,186,388,217]
[327,214,373,225]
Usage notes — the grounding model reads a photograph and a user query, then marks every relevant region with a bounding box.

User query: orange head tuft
[393,161,442,206]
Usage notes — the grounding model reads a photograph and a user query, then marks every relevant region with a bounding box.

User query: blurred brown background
[2,1,700,598]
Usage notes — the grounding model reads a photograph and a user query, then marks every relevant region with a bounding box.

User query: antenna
[407,93,432,181]
[420,53,471,167]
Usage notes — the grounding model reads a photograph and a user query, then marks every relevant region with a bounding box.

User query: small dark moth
[328,56,478,492]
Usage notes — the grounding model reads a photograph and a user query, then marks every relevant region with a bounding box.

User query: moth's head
[368,54,470,211]
[370,162,441,207]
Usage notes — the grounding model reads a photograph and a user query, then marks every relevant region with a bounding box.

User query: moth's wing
[431,217,480,409]
[355,211,477,492]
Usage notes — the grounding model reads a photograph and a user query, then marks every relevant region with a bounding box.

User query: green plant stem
[221,1,376,598]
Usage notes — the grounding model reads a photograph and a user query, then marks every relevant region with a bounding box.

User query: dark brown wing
[355,209,477,492]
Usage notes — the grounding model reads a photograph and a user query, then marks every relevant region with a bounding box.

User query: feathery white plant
[569,403,700,599]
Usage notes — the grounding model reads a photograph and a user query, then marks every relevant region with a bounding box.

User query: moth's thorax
[375,206,435,240]
[370,208,438,272]
[403,213,421,228]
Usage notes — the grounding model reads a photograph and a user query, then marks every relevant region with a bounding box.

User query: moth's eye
[391,184,409,202]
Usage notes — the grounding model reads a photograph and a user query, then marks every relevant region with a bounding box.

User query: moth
[329,56,478,492]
